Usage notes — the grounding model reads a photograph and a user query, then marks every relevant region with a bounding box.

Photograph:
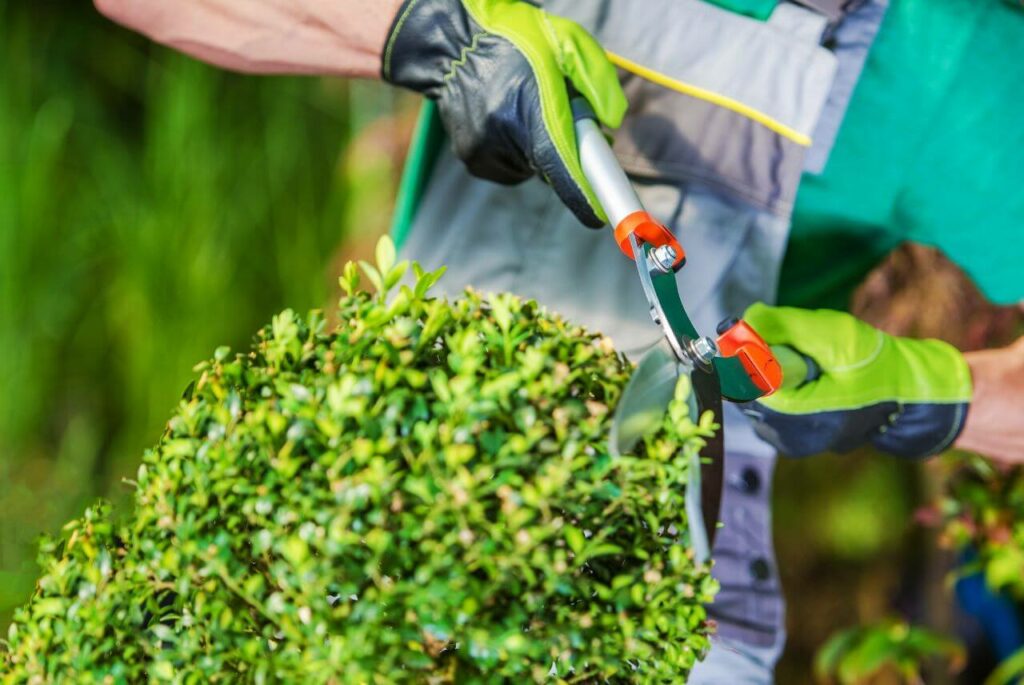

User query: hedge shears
[573,98,816,562]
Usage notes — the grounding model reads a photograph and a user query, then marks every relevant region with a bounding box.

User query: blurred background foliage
[1,2,1023,683]
[776,244,1024,683]
[0,0,412,623]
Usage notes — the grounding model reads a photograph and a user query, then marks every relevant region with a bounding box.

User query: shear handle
[716,317,821,396]
[771,344,821,390]
[573,98,685,268]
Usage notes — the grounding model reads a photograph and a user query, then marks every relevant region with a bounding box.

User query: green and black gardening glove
[742,304,973,459]
[382,0,627,227]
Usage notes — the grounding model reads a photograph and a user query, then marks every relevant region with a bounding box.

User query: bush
[1,239,717,683]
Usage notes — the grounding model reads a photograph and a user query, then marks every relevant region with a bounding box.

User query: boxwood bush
[1,238,717,683]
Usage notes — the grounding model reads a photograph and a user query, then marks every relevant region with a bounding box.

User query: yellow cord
[606,50,813,148]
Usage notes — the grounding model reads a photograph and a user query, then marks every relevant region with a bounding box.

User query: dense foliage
[2,241,717,683]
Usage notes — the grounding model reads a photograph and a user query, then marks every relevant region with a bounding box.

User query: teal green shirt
[705,0,779,20]
[781,0,1024,309]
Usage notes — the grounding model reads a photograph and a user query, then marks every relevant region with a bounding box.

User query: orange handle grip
[613,211,686,269]
[716,319,783,396]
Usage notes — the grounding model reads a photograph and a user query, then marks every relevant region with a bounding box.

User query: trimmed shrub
[2,239,717,683]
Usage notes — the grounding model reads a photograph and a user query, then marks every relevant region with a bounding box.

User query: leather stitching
[382,0,424,81]
[830,331,885,373]
[443,32,488,85]
[925,402,967,455]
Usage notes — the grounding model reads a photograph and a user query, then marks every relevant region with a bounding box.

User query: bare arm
[94,0,405,78]
[956,337,1024,464]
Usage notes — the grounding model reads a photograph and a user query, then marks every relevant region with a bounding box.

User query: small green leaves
[354,235,421,301]
[413,263,446,299]
[564,525,585,555]
[358,260,385,296]
[339,260,361,297]
[375,234,397,276]
[2,245,714,683]
[30,598,65,618]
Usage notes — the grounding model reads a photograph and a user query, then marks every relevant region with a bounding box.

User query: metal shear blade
[608,235,725,560]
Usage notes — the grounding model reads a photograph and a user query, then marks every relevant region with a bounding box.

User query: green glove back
[382,0,628,227]
[743,304,973,458]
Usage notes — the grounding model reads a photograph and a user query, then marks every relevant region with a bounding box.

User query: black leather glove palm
[382,0,627,227]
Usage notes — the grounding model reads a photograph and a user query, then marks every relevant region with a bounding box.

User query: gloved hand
[742,304,973,459]
[381,0,627,227]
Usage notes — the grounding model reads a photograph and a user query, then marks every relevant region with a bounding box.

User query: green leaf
[375,234,397,276]
[383,260,410,292]
[339,260,361,296]
[150,661,175,681]
[578,543,623,564]
[415,265,447,299]
[359,261,384,296]
[32,598,65,617]
[150,624,176,643]
[815,627,862,681]
[565,525,585,555]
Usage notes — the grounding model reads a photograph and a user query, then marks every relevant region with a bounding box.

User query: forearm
[94,0,405,77]
[955,337,1024,463]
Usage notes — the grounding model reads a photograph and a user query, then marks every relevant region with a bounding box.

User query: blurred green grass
[0,0,404,622]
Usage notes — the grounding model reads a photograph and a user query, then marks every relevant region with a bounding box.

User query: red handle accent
[717,320,783,396]
[613,211,686,268]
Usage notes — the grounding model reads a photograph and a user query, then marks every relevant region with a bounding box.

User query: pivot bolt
[688,336,718,366]
[650,245,678,273]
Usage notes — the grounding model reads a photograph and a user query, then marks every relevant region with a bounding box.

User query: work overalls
[393,0,888,680]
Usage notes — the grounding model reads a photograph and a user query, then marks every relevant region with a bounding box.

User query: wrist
[955,337,1024,460]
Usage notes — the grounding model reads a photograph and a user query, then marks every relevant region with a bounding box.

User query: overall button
[732,466,761,494]
[750,557,772,581]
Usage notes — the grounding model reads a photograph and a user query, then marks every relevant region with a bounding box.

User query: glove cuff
[871,336,972,458]
[381,0,475,97]
[872,400,970,458]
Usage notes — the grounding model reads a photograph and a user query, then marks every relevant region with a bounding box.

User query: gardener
[94,0,1024,681]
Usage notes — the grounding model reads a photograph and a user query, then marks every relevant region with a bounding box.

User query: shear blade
[610,340,719,562]
[610,340,681,459]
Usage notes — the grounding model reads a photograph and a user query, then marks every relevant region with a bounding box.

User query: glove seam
[382,0,425,81]
[829,331,885,373]
[380,0,428,81]
[442,32,488,85]
[766,396,971,415]
[539,12,593,107]
[923,401,968,456]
